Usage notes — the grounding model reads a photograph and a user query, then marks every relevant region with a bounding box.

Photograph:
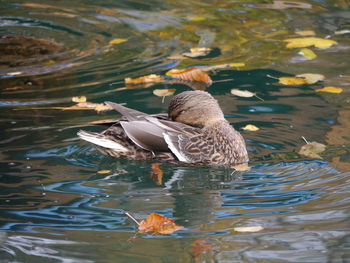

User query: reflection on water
[0,0,350,262]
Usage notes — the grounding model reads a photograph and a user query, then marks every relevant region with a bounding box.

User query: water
[1,0,350,262]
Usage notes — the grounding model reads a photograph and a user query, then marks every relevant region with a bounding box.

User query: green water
[0,0,350,262]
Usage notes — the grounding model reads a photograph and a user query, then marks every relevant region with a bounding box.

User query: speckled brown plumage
[78,91,249,167]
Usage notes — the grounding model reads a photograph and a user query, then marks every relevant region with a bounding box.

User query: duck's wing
[119,120,168,151]
[145,118,205,163]
[104,101,148,121]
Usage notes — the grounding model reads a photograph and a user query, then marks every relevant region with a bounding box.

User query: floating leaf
[109,38,128,45]
[278,76,308,85]
[72,96,87,103]
[230,62,246,67]
[166,67,212,83]
[63,102,113,112]
[296,73,325,84]
[234,225,264,232]
[138,213,183,235]
[153,89,176,97]
[299,48,317,60]
[283,37,337,49]
[295,30,316,36]
[334,29,350,35]
[299,141,326,159]
[183,47,212,58]
[257,1,312,9]
[125,74,164,84]
[191,240,213,258]
[315,86,343,93]
[97,170,111,174]
[150,163,163,185]
[231,89,255,98]
[188,15,206,22]
[242,124,260,131]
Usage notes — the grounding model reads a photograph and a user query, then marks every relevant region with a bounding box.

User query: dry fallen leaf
[296,73,325,84]
[231,89,255,98]
[299,48,317,60]
[191,240,213,259]
[283,37,337,49]
[109,38,128,45]
[234,225,264,232]
[230,62,246,68]
[72,96,87,103]
[278,76,308,85]
[97,170,111,174]
[153,89,176,97]
[166,67,212,83]
[295,30,316,36]
[63,102,113,112]
[242,124,260,131]
[182,47,212,58]
[299,141,326,159]
[125,74,164,84]
[231,89,264,101]
[138,213,183,235]
[257,1,311,9]
[150,163,163,185]
[315,86,343,93]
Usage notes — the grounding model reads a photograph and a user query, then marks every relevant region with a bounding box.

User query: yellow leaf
[295,30,316,36]
[299,48,317,60]
[153,89,176,97]
[283,37,337,49]
[278,76,308,85]
[242,124,260,131]
[315,87,343,93]
[125,74,164,84]
[188,15,206,21]
[72,96,87,103]
[95,103,114,112]
[230,62,246,67]
[109,38,128,45]
[234,225,264,232]
[299,141,326,159]
[296,73,325,84]
[97,170,111,174]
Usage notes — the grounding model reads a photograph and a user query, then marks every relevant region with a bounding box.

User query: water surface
[0,0,350,262]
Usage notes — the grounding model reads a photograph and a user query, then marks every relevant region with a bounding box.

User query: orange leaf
[138,213,183,234]
[191,240,213,258]
[150,163,163,185]
[124,74,164,84]
[166,67,212,83]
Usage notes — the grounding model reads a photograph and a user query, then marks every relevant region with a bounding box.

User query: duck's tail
[77,130,129,152]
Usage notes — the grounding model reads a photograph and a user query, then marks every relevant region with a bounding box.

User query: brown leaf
[150,163,163,185]
[191,240,213,258]
[298,141,326,159]
[138,213,183,234]
[166,67,212,83]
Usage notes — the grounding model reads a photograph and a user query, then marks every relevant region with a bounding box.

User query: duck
[77,90,249,167]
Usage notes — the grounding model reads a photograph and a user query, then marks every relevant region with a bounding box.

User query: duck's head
[168,91,225,127]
